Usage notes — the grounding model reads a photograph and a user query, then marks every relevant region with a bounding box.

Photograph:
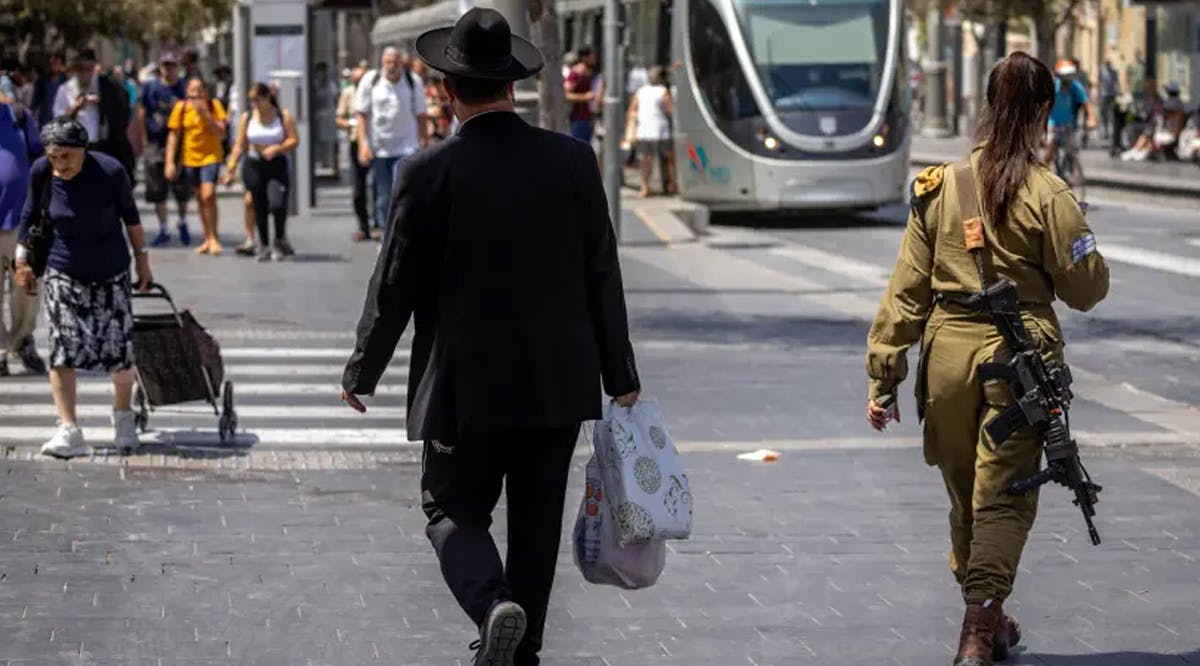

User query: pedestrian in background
[138,52,193,247]
[222,82,299,261]
[0,92,46,377]
[166,76,228,255]
[564,46,598,143]
[866,52,1109,666]
[625,65,676,197]
[53,48,135,184]
[355,46,426,234]
[1098,60,1118,141]
[337,66,372,240]
[342,10,640,664]
[13,118,153,459]
[31,52,67,126]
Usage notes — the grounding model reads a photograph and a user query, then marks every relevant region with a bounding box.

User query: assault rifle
[967,279,1103,546]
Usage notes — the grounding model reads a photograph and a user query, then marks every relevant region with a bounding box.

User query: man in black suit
[340,9,640,666]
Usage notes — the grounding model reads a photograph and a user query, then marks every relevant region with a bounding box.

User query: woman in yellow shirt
[165,77,228,254]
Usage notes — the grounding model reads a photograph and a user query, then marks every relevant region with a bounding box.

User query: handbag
[24,170,53,278]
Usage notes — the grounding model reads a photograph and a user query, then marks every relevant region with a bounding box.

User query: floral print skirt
[44,268,133,372]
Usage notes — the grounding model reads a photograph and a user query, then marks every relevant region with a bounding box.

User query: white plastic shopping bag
[593,399,693,545]
[572,454,666,589]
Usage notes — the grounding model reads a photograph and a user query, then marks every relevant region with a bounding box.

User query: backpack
[364,68,419,126]
[368,68,414,93]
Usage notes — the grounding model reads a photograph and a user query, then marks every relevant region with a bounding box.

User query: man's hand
[13,261,37,296]
[341,390,367,413]
[358,142,374,168]
[867,397,899,432]
[134,254,153,292]
[165,163,179,182]
[615,390,640,408]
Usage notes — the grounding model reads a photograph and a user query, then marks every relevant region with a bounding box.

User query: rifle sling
[953,160,999,289]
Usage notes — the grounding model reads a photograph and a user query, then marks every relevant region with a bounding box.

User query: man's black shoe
[18,338,46,375]
[470,600,526,666]
[0,356,9,377]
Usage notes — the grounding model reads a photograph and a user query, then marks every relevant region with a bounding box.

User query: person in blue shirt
[0,99,45,377]
[136,52,193,247]
[1044,59,1096,173]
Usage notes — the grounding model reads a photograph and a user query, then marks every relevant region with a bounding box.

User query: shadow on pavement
[711,206,908,230]
[632,310,866,347]
[1023,649,1200,664]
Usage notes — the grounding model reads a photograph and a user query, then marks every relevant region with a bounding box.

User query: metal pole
[602,0,623,239]
[922,5,951,138]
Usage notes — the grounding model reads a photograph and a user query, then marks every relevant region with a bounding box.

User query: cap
[1054,59,1077,76]
[72,47,97,63]
[1165,80,1181,94]
[159,51,180,64]
[341,67,353,78]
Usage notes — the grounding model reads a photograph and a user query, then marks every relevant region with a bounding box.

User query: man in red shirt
[564,46,597,142]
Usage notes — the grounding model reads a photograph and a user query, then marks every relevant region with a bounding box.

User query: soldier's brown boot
[952,601,1002,666]
[992,606,1021,662]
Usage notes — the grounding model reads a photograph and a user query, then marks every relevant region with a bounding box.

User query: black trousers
[421,425,580,666]
[242,155,290,246]
[348,139,370,234]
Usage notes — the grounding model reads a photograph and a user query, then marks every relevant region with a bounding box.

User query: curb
[911,152,1200,199]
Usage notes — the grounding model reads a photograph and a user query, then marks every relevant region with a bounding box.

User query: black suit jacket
[342,111,640,441]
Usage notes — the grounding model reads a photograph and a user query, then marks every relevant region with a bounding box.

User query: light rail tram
[580,0,912,211]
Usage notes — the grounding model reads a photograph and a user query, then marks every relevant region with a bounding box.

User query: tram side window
[689,0,760,127]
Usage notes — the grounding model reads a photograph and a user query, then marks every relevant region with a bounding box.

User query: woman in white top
[222,83,299,261]
[625,66,676,197]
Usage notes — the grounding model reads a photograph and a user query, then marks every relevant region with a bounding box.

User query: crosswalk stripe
[1101,243,1200,278]
[0,341,412,448]
[222,364,404,377]
[0,427,413,447]
[0,404,407,419]
[0,382,406,397]
[218,347,404,360]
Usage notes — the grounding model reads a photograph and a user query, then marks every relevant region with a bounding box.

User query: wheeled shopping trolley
[130,283,237,443]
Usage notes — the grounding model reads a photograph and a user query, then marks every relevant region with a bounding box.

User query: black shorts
[143,143,193,205]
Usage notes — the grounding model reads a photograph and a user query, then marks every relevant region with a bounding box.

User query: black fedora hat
[415,8,544,81]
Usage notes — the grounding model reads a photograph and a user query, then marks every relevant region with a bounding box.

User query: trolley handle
[130,282,184,324]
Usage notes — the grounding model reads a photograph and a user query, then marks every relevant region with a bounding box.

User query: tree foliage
[0,0,233,56]
[907,0,1088,62]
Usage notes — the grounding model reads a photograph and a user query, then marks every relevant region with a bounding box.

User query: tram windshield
[732,0,890,113]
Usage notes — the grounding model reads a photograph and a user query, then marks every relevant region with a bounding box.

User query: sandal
[235,239,256,256]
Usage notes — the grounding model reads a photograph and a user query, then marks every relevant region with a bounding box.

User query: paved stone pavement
[5,174,1200,664]
[1,444,1198,665]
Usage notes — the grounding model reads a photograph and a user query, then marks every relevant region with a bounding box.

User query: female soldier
[865,52,1109,666]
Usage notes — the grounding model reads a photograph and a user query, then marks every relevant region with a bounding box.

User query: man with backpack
[0,96,46,376]
[355,46,428,235]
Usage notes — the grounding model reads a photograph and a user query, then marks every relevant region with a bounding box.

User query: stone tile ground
[0,447,1196,665]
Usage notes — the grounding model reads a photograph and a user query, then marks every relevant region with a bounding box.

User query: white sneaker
[112,410,139,453]
[40,424,88,459]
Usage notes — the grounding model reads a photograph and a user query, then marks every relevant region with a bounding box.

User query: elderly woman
[14,118,153,459]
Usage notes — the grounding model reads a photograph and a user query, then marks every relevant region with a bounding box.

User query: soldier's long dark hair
[975,52,1054,226]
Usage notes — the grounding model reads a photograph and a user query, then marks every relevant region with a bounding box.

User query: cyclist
[1044,59,1096,182]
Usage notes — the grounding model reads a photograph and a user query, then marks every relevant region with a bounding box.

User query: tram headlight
[764,135,780,151]
[871,124,891,150]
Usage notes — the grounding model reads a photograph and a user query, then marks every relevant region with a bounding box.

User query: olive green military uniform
[866,148,1109,603]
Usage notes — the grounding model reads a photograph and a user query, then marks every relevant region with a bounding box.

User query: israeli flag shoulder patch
[1071,233,1097,264]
